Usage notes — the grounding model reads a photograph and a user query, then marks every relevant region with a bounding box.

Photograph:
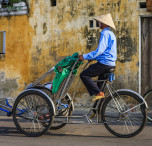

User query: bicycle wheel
[51,95,72,130]
[143,90,152,122]
[12,90,54,137]
[101,90,147,138]
[33,87,73,130]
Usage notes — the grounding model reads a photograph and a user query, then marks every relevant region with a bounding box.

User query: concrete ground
[0,116,152,146]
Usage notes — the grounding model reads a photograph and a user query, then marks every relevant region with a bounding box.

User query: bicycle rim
[51,95,72,130]
[143,90,152,122]
[13,91,54,137]
[102,91,147,138]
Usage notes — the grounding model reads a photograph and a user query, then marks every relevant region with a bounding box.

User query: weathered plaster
[0,0,152,107]
[0,15,34,97]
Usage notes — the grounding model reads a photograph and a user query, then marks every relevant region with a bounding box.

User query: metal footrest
[54,108,99,125]
[54,114,97,124]
[67,121,103,125]
[55,115,86,118]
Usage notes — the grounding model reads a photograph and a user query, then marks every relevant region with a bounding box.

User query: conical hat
[93,13,116,30]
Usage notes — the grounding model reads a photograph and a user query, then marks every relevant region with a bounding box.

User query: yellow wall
[0,0,152,104]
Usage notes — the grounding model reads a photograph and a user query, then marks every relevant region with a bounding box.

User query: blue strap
[56,100,69,110]
[105,73,115,82]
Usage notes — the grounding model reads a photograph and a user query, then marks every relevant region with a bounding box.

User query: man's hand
[78,55,84,61]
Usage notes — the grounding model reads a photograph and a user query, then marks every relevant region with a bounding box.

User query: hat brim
[93,14,116,30]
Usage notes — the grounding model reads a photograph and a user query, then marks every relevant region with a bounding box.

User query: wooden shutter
[147,0,152,12]
[141,17,152,94]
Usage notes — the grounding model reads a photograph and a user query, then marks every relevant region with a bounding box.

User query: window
[0,31,6,54]
[96,21,99,27]
[51,0,56,7]
[89,20,94,28]
[0,1,28,17]
[140,2,146,8]
[89,20,99,29]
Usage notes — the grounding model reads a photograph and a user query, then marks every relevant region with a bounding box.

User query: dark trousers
[80,62,115,96]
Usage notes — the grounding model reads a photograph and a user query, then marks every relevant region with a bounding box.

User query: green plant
[2,0,26,9]
[7,5,16,11]
[9,0,26,6]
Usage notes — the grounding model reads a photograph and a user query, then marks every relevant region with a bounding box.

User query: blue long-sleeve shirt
[83,27,117,66]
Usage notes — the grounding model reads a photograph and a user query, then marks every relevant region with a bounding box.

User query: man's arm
[83,33,109,60]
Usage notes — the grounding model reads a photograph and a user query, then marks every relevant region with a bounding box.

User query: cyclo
[12,53,148,138]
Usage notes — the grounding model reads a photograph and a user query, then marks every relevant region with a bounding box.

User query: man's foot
[91,92,105,102]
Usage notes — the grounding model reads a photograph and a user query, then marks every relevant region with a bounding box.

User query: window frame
[51,0,56,7]
[139,2,147,9]
[96,20,99,27]
[89,20,94,28]
[0,31,6,54]
[88,19,99,29]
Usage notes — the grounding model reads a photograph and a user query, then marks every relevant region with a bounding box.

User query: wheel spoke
[128,116,141,126]
[13,92,53,136]
[103,91,146,137]
[144,90,152,121]
[124,121,130,134]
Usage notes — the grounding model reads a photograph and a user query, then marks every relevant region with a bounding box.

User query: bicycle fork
[106,84,123,113]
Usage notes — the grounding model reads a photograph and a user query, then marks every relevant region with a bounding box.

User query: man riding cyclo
[79,13,117,102]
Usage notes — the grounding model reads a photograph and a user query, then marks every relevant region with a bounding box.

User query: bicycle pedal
[89,113,96,119]
[89,119,93,123]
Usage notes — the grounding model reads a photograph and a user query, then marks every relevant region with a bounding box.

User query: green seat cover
[52,53,82,94]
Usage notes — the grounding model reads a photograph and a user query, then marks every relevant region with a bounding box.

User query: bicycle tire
[143,89,152,122]
[31,87,73,130]
[51,95,72,130]
[12,90,54,137]
[101,90,147,138]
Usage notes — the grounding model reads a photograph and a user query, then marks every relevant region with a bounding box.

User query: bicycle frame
[0,98,12,116]
[25,58,148,125]
[0,98,27,116]
[52,62,148,125]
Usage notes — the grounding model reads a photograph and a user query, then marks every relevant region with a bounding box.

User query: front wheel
[101,90,147,138]
[143,90,152,122]
[12,90,54,137]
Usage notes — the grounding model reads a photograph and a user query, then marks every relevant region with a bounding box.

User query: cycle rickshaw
[9,53,147,138]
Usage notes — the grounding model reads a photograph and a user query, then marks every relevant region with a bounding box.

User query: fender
[116,89,148,108]
[15,89,56,115]
[66,93,74,111]
[26,84,74,111]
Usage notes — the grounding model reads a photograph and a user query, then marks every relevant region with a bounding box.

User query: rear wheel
[143,90,152,122]
[101,91,147,138]
[12,90,54,137]
[30,87,73,130]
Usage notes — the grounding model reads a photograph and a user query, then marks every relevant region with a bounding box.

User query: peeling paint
[43,23,47,35]
[83,26,100,50]
[0,72,18,98]
[0,0,152,105]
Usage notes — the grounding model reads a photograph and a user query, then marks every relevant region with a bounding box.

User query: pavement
[0,115,152,146]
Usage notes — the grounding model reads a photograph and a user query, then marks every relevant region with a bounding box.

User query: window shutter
[147,0,152,12]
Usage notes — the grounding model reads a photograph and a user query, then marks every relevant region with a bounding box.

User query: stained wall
[0,0,152,107]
